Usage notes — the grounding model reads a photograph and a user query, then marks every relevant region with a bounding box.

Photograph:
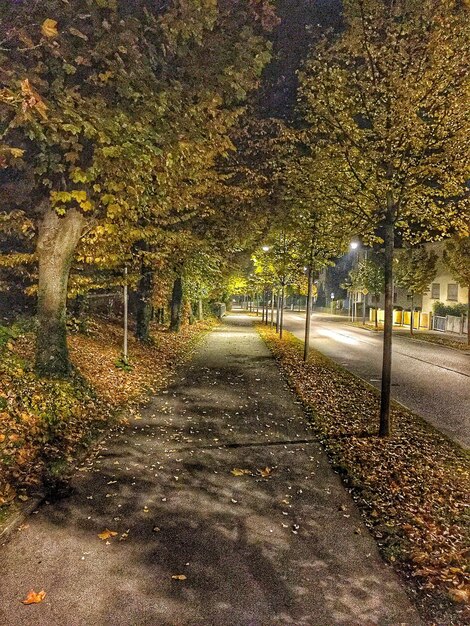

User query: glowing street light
[350,240,359,250]
[262,245,270,252]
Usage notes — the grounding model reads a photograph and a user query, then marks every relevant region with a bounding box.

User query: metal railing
[432,314,468,335]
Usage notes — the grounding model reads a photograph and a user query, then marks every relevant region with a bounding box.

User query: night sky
[262,0,342,117]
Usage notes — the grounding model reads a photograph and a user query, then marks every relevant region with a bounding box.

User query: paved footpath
[0,314,422,626]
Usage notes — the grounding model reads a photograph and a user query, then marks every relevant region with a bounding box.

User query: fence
[369,309,430,330]
[433,314,468,335]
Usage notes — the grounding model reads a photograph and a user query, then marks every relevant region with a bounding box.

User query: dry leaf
[258,467,273,478]
[98,529,118,540]
[69,27,88,41]
[171,574,187,581]
[448,588,469,603]
[21,590,46,605]
[231,468,250,476]
[41,19,58,38]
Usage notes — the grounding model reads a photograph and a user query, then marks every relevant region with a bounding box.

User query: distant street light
[350,240,359,250]
[262,245,270,252]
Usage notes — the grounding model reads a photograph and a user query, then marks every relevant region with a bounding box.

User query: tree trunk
[135,262,154,343]
[198,297,204,321]
[170,275,183,332]
[379,195,395,437]
[467,287,470,346]
[409,292,414,336]
[36,205,85,377]
[304,266,313,362]
[280,285,285,339]
[270,291,274,327]
[189,304,195,325]
[276,289,280,333]
[374,296,379,329]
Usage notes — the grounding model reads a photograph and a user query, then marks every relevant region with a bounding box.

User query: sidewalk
[0,314,421,626]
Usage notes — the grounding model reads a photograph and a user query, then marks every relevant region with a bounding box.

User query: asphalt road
[0,314,421,626]
[281,310,470,449]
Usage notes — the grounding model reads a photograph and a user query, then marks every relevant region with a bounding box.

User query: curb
[0,496,44,544]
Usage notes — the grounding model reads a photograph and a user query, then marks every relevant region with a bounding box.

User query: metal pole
[123,266,128,363]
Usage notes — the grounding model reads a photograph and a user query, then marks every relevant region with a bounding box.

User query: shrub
[432,301,467,317]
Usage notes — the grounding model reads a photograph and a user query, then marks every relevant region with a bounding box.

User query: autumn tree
[298,0,470,435]
[394,247,437,335]
[0,0,276,371]
[444,236,470,345]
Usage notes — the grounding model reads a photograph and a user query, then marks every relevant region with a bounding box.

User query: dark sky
[262,0,342,118]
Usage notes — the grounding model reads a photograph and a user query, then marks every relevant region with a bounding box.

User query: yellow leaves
[98,71,114,84]
[231,468,250,476]
[0,434,5,443]
[231,467,274,477]
[50,190,94,213]
[10,148,25,159]
[41,19,58,39]
[21,589,46,605]
[98,529,118,540]
[171,574,187,581]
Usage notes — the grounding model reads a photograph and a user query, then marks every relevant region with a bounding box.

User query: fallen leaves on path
[171,575,187,581]
[98,529,118,541]
[21,590,46,605]
[258,467,274,478]
[231,468,251,476]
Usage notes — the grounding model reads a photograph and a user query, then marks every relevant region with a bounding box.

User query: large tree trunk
[379,195,395,437]
[36,206,85,377]
[135,261,154,343]
[170,275,183,332]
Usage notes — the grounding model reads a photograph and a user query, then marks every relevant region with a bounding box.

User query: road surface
[281,310,470,449]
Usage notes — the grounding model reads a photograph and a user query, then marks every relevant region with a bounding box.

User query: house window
[431,283,440,299]
[447,283,458,301]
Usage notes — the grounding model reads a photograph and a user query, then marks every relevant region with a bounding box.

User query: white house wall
[421,242,467,315]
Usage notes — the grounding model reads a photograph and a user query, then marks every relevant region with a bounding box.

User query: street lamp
[262,245,270,252]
